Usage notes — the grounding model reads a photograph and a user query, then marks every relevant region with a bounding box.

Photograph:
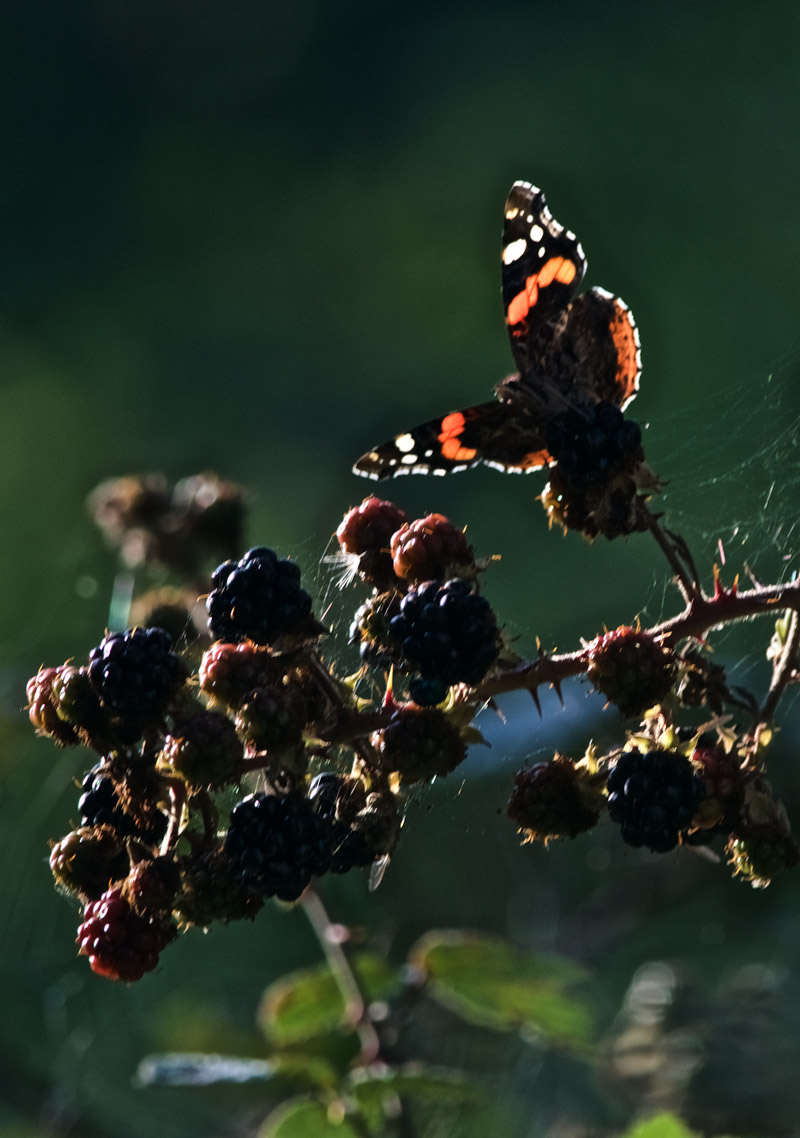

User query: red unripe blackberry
[388,578,500,686]
[606,748,705,853]
[373,706,467,784]
[50,827,129,900]
[27,667,82,747]
[586,627,675,715]
[336,498,408,555]
[161,709,243,788]
[76,887,175,982]
[206,547,314,645]
[390,514,475,584]
[198,640,280,707]
[224,792,333,901]
[507,756,603,842]
[88,626,186,734]
[174,847,265,926]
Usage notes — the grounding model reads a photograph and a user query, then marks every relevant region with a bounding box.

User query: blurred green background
[4,2,800,1135]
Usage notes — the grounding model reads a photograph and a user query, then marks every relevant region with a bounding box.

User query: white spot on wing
[529,223,544,242]
[502,238,527,265]
[394,433,416,453]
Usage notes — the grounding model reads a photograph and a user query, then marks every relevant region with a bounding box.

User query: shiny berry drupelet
[76,887,174,982]
[606,748,705,853]
[224,792,332,901]
[206,547,313,645]
[388,578,499,686]
[88,626,184,729]
[545,401,642,494]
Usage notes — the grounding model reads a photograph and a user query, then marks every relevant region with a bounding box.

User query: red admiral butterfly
[353,181,641,481]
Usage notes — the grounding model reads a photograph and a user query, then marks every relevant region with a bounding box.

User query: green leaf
[620,1114,699,1138]
[409,930,593,1046]
[258,1096,363,1138]
[258,951,399,1047]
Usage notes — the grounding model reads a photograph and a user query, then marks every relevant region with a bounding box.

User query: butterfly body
[353,181,641,482]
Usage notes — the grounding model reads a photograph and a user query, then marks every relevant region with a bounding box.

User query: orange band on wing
[609,304,641,405]
[505,257,578,326]
[438,412,478,463]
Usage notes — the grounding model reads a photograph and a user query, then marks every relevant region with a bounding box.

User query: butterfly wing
[502,182,587,374]
[353,400,551,480]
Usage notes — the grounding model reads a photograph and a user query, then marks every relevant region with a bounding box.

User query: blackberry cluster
[224,792,333,902]
[88,627,184,732]
[545,401,642,493]
[606,748,705,853]
[388,578,499,686]
[206,547,313,644]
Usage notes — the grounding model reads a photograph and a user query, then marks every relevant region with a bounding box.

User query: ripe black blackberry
[545,401,642,494]
[88,626,185,733]
[606,748,705,853]
[388,578,499,686]
[206,547,314,645]
[225,792,333,901]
